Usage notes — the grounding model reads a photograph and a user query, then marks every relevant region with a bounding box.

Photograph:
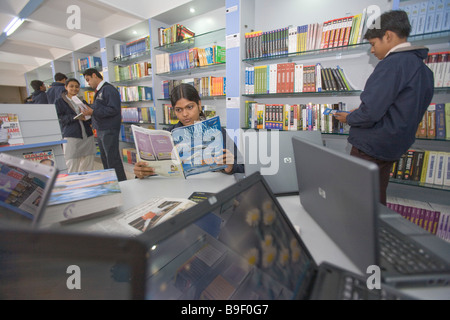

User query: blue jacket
[346,46,434,161]
[55,94,93,139]
[46,82,66,104]
[29,90,48,104]
[167,121,245,174]
[92,82,122,131]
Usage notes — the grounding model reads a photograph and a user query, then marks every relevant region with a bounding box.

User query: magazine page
[22,149,56,167]
[86,197,196,237]
[171,116,227,177]
[0,113,24,147]
[131,125,184,178]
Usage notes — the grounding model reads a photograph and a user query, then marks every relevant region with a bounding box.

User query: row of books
[163,104,217,125]
[391,149,450,187]
[387,197,450,242]
[161,76,226,99]
[400,0,450,36]
[416,102,450,140]
[244,63,352,95]
[112,62,151,82]
[157,24,195,46]
[244,10,368,59]
[425,51,450,88]
[122,148,138,165]
[77,56,102,72]
[155,45,226,74]
[120,123,153,143]
[245,101,347,133]
[113,36,150,60]
[121,106,156,123]
[117,86,152,102]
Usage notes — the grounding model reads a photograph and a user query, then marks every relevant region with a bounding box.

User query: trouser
[66,155,95,173]
[97,128,127,182]
[350,146,395,206]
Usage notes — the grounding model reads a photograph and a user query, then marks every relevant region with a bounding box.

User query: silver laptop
[238,130,323,196]
[0,153,58,228]
[292,137,450,288]
[138,171,412,300]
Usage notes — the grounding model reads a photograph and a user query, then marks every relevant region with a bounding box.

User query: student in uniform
[80,68,127,182]
[55,78,96,173]
[27,80,48,104]
[133,83,244,178]
[333,10,434,205]
[46,72,68,104]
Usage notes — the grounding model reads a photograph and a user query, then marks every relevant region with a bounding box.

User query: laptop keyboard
[379,226,448,274]
[340,275,405,300]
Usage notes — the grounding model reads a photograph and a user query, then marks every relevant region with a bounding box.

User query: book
[188,191,215,204]
[435,103,446,139]
[0,113,24,147]
[23,149,55,167]
[132,116,227,178]
[445,103,450,140]
[42,169,123,226]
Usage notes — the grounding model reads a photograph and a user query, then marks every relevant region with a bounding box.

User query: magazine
[131,116,227,178]
[23,149,55,167]
[0,113,24,147]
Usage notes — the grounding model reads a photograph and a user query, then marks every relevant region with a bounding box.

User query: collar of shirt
[384,42,411,58]
[95,80,106,92]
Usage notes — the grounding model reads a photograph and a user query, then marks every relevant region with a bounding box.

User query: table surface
[59,172,450,300]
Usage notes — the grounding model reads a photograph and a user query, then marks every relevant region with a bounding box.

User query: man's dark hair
[30,80,44,91]
[54,72,67,82]
[83,68,103,80]
[364,10,411,40]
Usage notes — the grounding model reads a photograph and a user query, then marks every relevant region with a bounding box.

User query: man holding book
[333,10,434,205]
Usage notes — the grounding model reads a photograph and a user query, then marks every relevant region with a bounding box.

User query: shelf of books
[155,27,226,53]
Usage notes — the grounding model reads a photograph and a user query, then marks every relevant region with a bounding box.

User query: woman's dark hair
[65,78,80,86]
[364,10,411,40]
[170,83,205,117]
[82,68,103,80]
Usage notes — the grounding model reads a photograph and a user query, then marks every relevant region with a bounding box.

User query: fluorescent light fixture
[190,8,195,13]
[4,17,24,36]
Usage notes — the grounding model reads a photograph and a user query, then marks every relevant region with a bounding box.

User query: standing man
[47,72,68,104]
[334,10,434,205]
[81,68,127,182]
[27,80,49,104]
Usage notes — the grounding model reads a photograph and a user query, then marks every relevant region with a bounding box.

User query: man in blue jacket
[27,80,48,104]
[81,68,127,182]
[46,72,68,104]
[334,10,434,205]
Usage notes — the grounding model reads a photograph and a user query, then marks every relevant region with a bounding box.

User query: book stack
[113,61,151,82]
[416,102,450,140]
[115,36,150,59]
[401,0,450,36]
[387,197,450,242]
[425,51,449,88]
[244,63,352,94]
[121,106,154,123]
[245,101,347,133]
[77,56,102,72]
[117,86,152,102]
[244,10,369,59]
[390,149,450,187]
[157,24,195,46]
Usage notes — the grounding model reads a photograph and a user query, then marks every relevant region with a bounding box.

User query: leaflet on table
[131,116,227,178]
[85,197,196,237]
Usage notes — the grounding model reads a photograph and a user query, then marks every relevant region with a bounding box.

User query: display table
[58,172,449,300]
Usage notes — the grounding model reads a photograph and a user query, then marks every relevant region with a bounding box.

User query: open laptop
[237,130,323,196]
[292,137,450,288]
[0,153,59,228]
[138,171,412,300]
[0,225,148,299]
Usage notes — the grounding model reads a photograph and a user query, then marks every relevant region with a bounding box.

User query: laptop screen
[292,136,379,273]
[0,153,58,227]
[141,172,317,300]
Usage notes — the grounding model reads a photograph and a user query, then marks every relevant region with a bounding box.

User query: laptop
[0,153,59,228]
[237,130,323,196]
[0,225,148,299]
[292,137,450,288]
[138,171,412,300]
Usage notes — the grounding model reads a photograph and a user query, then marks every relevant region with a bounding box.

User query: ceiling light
[132,30,137,35]
[4,17,24,36]
[190,8,195,13]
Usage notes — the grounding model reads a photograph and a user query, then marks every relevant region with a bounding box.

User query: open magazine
[131,116,227,178]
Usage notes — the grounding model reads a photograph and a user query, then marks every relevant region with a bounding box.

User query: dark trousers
[97,128,127,182]
[350,146,395,206]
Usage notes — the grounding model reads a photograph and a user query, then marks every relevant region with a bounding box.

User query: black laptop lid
[0,153,58,228]
[292,136,379,273]
[0,226,148,299]
[139,172,318,300]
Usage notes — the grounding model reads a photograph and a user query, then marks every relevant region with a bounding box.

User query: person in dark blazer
[47,72,68,104]
[27,80,48,104]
